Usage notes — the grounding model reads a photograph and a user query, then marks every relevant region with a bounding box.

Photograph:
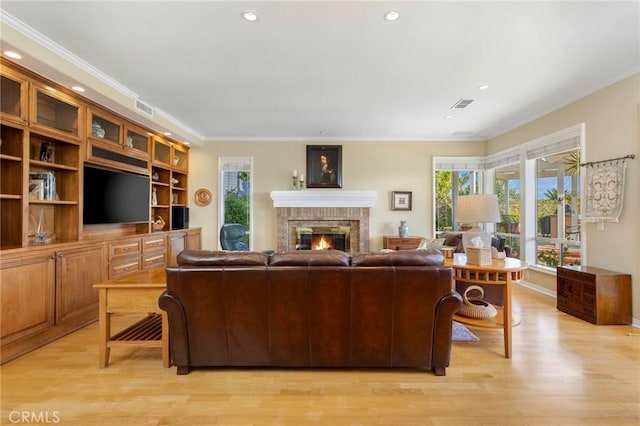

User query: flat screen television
[83,165,150,225]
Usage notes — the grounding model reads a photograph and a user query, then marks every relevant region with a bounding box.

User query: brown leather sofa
[159,249,461,376]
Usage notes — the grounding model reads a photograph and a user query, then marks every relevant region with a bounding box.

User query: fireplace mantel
[270,190,377,207]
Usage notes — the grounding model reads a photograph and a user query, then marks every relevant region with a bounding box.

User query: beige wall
[188,141,485,252]
[189,74,639,324]
[488,73,640,324]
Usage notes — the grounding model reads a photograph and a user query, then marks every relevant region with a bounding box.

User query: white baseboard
[515,280,639,328]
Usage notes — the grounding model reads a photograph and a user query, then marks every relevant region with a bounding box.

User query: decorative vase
[398,221,409,238]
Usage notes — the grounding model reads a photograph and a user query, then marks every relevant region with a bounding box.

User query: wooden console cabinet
[557,265,631,325]
[383,236,424,250]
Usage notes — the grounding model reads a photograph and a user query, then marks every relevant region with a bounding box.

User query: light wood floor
[1,285,638,425]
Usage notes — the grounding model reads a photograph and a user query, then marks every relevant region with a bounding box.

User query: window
[434,123,585,268]
[218,157,253,249]
[434,167,483,234]
[495,164,521,257]
[535,149,582,267]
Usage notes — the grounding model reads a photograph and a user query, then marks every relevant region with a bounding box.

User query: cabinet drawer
[143,253,165,269]
[110,258,141,279]
[557,268,595,284]
[110,240,142,258]
[143,236,166,253]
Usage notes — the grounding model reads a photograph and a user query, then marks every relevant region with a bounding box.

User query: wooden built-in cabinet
[151,138,189,231]
[0,228,200,364]
[0,243,104,363]
[1,57,190,247]
[0,57,199,363]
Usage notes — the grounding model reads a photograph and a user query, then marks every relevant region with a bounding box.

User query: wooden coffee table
[93,267,168,368]
[446,255,528,358]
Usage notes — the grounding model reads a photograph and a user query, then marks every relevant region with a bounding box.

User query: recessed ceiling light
[384,10,400,21]
[241,10,258,22]
[163,132,172,136]
[72,86,85,93]
[444,115,453,120]
[4,51,22,59]
[478,84,489,90]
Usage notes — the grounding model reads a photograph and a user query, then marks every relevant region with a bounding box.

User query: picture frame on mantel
[306,145,342,188]
[391,191,412,211]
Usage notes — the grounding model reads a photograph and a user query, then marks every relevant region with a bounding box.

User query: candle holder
[292,176,298,190]
[298,177,304,189]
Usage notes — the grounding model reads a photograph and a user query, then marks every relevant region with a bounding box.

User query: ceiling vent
[452,131,476,137]
[134,98,154,117]
[451,98,474,109]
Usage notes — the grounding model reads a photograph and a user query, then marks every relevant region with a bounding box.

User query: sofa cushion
[177,250,269,266]
[351,249,444,266]
[269,250,350,266]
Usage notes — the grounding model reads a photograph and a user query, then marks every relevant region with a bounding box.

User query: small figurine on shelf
[152,216,166,231]
[151,187,158,206]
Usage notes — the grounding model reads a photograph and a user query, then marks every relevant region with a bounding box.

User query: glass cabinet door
[0,69,28,123]
[172,145,189,171]
[31,83,83,139]
[88,108,122,145]
[125,125,150,157]
[153,138,171,166]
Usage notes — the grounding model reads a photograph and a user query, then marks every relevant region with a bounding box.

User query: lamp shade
[455,194,501,225]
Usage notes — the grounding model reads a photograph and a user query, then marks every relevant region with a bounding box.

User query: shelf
[0,153,21,162]
[454,307,521,329]
[110,314,162,343]
[29,200,78,205]
[29,159,78,171]
[0,194,22,200]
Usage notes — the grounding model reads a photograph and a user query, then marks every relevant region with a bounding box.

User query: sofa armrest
[158,290,191,375]
[431,289,463,376]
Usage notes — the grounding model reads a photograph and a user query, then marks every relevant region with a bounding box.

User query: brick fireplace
[270,191,377,252]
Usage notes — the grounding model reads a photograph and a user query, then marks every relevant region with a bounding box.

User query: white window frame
[218,156,254,250]
[433,123,586,269]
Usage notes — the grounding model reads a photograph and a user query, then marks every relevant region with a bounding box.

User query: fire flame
[313,235,330,250]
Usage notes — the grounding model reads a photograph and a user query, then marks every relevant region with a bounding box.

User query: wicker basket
[458,285,498,320]
[466,246,492,265]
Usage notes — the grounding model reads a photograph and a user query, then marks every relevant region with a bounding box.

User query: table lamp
[455,194,501,251]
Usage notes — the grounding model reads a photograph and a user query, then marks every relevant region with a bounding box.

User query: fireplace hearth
[271,190,376,253]
[296,226,350,251]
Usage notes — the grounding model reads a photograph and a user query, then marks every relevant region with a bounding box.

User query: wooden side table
[93,267,168,368]
[383,236,424,250]
[446,255,528,358]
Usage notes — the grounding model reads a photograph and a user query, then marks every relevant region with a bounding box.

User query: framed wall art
[306,145,342,188]
[391,191,412,211]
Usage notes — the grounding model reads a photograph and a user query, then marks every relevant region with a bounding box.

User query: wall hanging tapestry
[583,154,635,228]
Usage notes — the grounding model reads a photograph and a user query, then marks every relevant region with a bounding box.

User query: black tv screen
[83,166,150,225]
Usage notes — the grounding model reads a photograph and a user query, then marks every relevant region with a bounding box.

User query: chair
[491,236,506,252]
[220,223,248,251]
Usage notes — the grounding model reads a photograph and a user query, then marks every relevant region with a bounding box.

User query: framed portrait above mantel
[391,191,412,211]
[306,145,342,188]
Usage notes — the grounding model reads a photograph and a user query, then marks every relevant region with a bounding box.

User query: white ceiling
[1,1,638,144]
